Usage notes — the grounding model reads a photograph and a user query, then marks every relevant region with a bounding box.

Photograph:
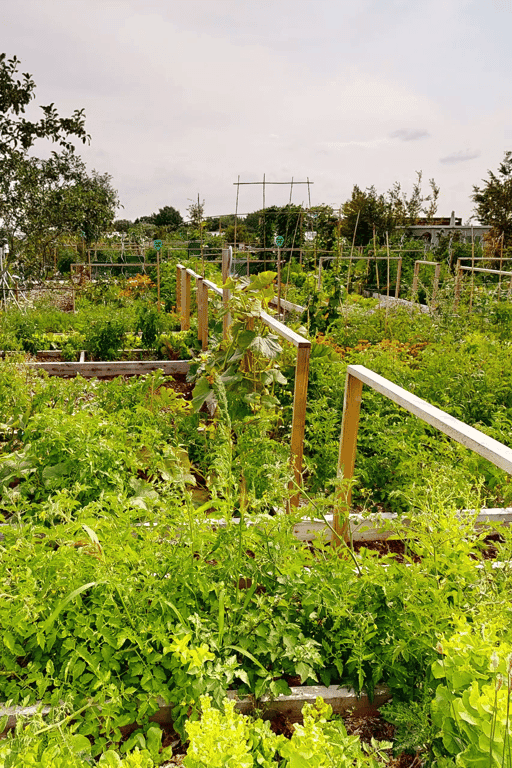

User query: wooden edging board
[0,684,391,732]
[2,509,510,545]
[26,360,191,377]
[293,509,512,542]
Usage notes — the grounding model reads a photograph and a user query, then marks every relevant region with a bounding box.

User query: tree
[0,53,88,155]
[1,150,119,271]
[0,54,118,271]
[340,186,392,246]
[339,173,441,247]
[187,197,205,228]
[472,151,512,246]
[153,205,183,229]
[113,219,133,234]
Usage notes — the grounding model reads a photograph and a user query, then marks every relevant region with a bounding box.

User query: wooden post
[334,372,363,544]
[289,344,311,509]
[181,269,191,331]
[395,257,402,299]
[197,277,204,343]
[222,247,232,340]
[201,281,209,350]
[317,257,323,290]
[199,279,208,350]
[176,264,182,314]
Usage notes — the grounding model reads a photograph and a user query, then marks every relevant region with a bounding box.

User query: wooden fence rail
[335,364,512,543]
[176,261,311,507]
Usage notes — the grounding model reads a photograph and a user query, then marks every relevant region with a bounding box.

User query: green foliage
[431,624,512,768]
[0,53,88,155]
[472,150,512,246]
[0,710,161,766]
[184,695,392,767]
[136,304,162,349]
[84,317,127,360]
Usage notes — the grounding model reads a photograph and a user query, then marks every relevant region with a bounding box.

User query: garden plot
[2,263,512,764]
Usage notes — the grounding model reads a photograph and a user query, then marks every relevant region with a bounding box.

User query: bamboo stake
[395,257,402,299]
[234,175,240,254]
[454,259,461,309]
[469,227,475,314]
[157,247,161,312]
[346,210,360,294]
[373,226,380,294]
[277,246,282,315]
[385,231,390,315]
[498,232,504,300]
[222,247,232,339]
[199,193,205,278]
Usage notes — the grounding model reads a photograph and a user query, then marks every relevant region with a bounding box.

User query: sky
[2,0,512,223]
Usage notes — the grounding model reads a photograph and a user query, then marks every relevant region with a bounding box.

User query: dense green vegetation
[1,260,512,765]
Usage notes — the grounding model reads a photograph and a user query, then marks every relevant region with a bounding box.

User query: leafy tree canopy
[1,150,119,270]
[0,53,89,155]
[472,151,512,245]
[0,54,118,271]
[187,197,205,228]
[153,205,183,229]
[340,173,440,247]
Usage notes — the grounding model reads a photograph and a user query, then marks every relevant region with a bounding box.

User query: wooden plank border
[0,684,390,733]
[28,360,191,377]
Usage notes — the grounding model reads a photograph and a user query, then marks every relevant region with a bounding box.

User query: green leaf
[3,631,24,656]
[270,678,292,697]
[43,582,97,632]
[146,725,163,761]
[192,377,215,412]
[248,334,282,359]
[226,644,268,673]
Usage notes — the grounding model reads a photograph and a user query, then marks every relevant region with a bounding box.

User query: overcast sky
[3,0,512,222]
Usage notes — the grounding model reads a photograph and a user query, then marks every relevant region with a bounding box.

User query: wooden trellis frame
[176,263,311,507]
[335,364,512,544]
[455,260,512,307]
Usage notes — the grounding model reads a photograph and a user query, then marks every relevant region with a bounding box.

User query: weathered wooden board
[260,310,311,348]
[27,360,191,377]
[0,684,390,732]
[269,296,306,314]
